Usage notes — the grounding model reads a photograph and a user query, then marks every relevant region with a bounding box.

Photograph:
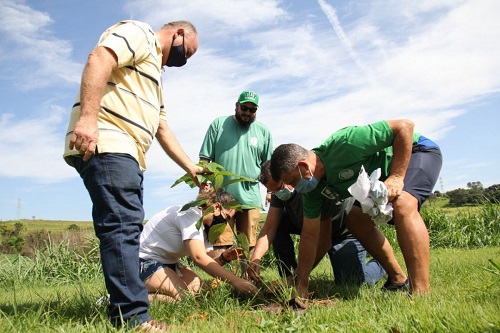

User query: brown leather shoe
[136,319,170,332]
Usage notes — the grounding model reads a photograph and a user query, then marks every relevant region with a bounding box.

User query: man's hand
[69,117,98,161]
[232,277,258,296]
[247,258,261,282]
[223,247,244,262]
[291,277,309,299]
[384,174,404,201]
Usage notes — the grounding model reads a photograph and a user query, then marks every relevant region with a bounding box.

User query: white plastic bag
[347,166,393,225]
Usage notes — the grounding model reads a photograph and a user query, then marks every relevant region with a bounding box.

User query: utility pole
[440,177,445,194]
[17,198,22,220]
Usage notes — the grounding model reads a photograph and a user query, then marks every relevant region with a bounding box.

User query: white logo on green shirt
[339,169,354,180]
[249,137,258,147]
[321,186,339,200]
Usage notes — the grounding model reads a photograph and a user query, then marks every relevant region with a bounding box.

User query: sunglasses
[239,104,258,113]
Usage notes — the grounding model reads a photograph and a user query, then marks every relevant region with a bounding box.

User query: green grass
[0,220,93,232]
[423,197,486,217]
[0,246,498,332]
[1,203,499,332]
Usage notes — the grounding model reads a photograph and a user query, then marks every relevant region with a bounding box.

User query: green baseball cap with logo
[238,90,259,106]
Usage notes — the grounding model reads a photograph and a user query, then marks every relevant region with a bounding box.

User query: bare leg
[144,266,202,301]
[392,191,430,293]
[148,293,176,303]
[346,206,407,285]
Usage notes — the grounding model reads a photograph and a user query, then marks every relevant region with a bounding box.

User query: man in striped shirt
[63,20,201,332]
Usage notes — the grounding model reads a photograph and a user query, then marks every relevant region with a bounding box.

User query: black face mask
[165,35,187,67]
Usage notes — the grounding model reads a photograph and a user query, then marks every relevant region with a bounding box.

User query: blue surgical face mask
[165,35,187,67]
[275,186,294,201]
[294,165,318,193]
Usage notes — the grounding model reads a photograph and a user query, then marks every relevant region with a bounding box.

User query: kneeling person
[248,161,385,286]
[139,189,258,302]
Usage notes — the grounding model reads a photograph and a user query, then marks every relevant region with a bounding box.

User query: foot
[136,319,170,332]
[381,278,410,292]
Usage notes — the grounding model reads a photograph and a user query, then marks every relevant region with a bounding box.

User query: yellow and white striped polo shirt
[63,20,165,171]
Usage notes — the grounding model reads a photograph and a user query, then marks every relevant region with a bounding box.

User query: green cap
[238,90,259,106]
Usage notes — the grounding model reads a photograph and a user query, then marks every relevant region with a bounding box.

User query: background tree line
[435,181,500,206]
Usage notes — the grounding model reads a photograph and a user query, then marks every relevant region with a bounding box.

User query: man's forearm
[295,217,321,294]
[386,119,414,178]
[296,234,317,283]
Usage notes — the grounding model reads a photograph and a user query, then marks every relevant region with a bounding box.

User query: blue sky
[0,0,499,221]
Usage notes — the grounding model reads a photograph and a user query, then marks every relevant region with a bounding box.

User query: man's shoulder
[106,20,153,33]
[209,115,232,126]
[119,20,152,29]
[250,120,272,133]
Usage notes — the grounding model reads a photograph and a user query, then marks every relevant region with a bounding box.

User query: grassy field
[0,246,498,332]
[0,201,498,332]
[0,219,93,232]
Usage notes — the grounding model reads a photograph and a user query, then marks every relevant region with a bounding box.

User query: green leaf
[216,170,244,177]
[214,174,224,189]
[170,161,257,190]
[221,178,257,187]
[196,206,214,229]
[236,232,250,259]
[226,202,263,212]
[204,206,215,215]
[195,216,203,230]
[223,200,244,212]
[181,198,207,211]
[170,174,193,188]
[208,222,228,244]
[489,259,500,271]
[204,161,225,172]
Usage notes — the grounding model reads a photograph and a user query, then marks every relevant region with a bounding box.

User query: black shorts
[403,145,442,210]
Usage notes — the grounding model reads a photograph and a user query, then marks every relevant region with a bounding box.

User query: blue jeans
[272,210,385,286]
[328,235,385,286]
[70,153,150,328]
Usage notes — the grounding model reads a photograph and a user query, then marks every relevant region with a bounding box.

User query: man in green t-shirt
[270,119,442,296]
[199,90,273,255]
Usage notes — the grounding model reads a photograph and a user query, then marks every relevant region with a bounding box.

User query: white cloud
[1,0,499,220]
[134,0,500,178]
[0,105,75,181]
[124,0,289,33]
[0,0,82,89]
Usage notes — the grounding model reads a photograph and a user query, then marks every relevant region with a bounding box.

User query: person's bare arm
[384,119,414,200]
[294,216,321,298]
[70,46,117,160]
[185,239,257,295]
[247,206,283,281]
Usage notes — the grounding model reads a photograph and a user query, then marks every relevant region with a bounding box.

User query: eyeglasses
[267,182,285,194]
[239,104,258,113]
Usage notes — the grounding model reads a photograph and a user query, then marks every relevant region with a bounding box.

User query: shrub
[0,236,102,289]
[422,202,500,248]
